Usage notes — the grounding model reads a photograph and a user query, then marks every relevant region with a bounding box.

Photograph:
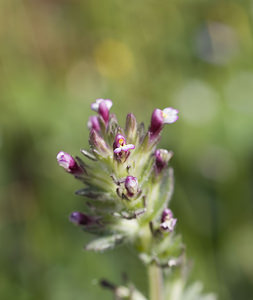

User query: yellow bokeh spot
[94,39,134,79]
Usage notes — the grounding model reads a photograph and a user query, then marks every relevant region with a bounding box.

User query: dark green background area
[1,1,253,299]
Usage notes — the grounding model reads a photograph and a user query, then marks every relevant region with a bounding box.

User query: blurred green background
[1,0,253,299]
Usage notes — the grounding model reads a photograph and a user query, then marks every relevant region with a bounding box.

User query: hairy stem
[148,263,164,300]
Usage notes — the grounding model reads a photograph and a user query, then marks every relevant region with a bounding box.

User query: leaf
[153,167,174,218]
[80,149,97,161]
[75,188,112,201]
[85,234,125,252]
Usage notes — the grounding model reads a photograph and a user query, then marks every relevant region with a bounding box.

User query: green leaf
[85,234,125,252]
[75,188,113,201]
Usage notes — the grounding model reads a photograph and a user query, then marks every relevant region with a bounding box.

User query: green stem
[148,263,164,300]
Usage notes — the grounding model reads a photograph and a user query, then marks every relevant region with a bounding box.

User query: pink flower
[57,151,82,174]
[160,208,177,232]
[113,134,135,154]
[91,99,113,123]
[149,107,179,140]
[113,134,135,162]
[114,144,135,154]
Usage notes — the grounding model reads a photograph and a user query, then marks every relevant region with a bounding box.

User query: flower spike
[56,99,213,300]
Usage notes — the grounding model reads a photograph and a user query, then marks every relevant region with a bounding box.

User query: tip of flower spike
[91,99,113,112]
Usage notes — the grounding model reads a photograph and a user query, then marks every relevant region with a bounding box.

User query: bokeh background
[1,0,253,299]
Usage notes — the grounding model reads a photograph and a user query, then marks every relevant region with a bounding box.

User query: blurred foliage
[1,0,253,299]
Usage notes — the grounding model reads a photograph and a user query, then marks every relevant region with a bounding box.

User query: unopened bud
[89,130,110,154]
[69,212,96,226]
[57,151,82,174]
[125,176,138,197]
[125,113,137,143]
[91,99,113,124]
[87,116,100,132]
[155,149,173,173]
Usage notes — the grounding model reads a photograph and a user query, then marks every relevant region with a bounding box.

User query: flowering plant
[57,99,216,300]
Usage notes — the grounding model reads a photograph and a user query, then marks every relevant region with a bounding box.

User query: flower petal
[114,147,122,154]
[121,144,135,152]
[162,107,179,124]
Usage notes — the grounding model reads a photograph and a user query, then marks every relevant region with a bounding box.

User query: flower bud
[69,212,96,226]
[57,151,82,174]
[160,208,177,232]
[91,99,112,124]
[89,130,110,155]
[87,116,100,132]
[125,113,137,143]
[98,101,110,123]
[155,149,173,173]
[125,176,138,197]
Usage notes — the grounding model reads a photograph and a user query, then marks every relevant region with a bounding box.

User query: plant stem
[148,263,164,300]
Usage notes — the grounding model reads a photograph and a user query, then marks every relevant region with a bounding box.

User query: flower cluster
[56,99,216,300]
[57,99,181,259]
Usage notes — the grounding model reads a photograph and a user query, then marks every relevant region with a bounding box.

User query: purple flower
[155,149,173,174]
[149,107,179,140]
[57,151,82,174]
[125,176,138,197]
[87,116,100,132]
[113,134,135,154]
[91,99,113,123]
[69,212,96,226]
[113,134,126,148]
[160,208,177,232]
